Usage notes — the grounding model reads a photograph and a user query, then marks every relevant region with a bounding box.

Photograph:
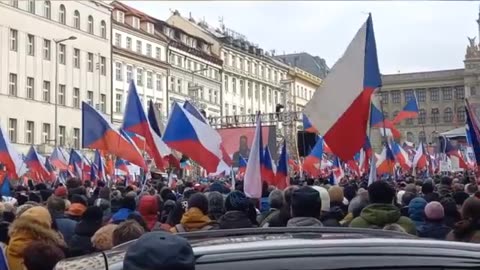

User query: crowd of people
[0,172,479,270]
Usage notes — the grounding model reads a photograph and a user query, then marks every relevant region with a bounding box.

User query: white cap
[311,186,330,212]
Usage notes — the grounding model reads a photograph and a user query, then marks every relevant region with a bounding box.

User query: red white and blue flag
[50,147,70,171]
[303,136,324,177]
[262,146,276,185]
[393,95,419,124]
[0,123,26,178]
[25,146,50,181]
[244,114,263,198]
[302,113,318,133]
[304,14,381,161]
[275,140,289,190]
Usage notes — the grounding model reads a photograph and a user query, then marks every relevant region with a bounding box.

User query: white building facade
[0,0,111,154]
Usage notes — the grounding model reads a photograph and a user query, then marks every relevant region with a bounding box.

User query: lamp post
[54,36,76,148]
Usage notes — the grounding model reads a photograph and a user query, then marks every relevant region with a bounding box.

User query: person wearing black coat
[68,206,103,257]
[218,191,255,229]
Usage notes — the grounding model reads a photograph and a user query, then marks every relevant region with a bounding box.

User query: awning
[440,126,466,138]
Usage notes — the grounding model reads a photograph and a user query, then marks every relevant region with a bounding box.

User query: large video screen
[217,125,277,167]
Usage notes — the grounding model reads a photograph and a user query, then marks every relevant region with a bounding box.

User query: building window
[418,109,426,124]
[44,1,51,19]
[10,29,17,51]
[132,17,140,29]
[444,107,453,123]
[59,5,66,24]
[247,82,252,98]
[10,0,18,8]
[156,47,161,59]
[115,10,125,23]
[26,77,34,99]
[26,121,34,144]
[137,69,144,86]
[27,0,35,13]
[87,91,94,105]
[232,78,237,95]
[88,16,94,34]
[115,33,121,47]
[380,91,388,104]
[9,73,17,96]
[442,87,452,101]
[100,56,106,75]
[430,88,439,102]
[177,79,182,93]
[87,53,93,72]
[73,87,80,108]
[126,37,132,50]
[69,10,79,28]
[455,86,465,100]
[431,108,439,124]
[240,80,245,97]
[405,118,413,126]
[391,90,400,104]
[147,72,153,89]
[416,89,426,103]
[136,40,142,54]
[115,62,122,81]
[43,81,50,102]
[42,123,50,143]
[471,86,477,96]
[224,75,229,92]
[58,44,66,65]
[43,39,51,60]
[156,74,162,91]
[100,94,106,113]
[404,89,414,103]
[126,65,133,82]
[27,34,35,56]
[100,20,106,38]
[457,106,466,123]
[254,84,259,99]
[115,93,122,113]
[58,84,65,105]
[72,48,80,68]
[261,86,266,102]
[419,131,426,143]
[73,128,80,149]
[169,77,175,91]
[213,90,218,104]
[146,44,152,57]
[225,103,229,116]
[8,119,17,143]
[59,126,65,146]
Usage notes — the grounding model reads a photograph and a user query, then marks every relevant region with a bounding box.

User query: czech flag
[302,113,318,133]
[393,95,419,124]
[122,130,149,153]
[330,157,344,185]
[0,124,26,179]
[390,141,412,171]
[122,82,169,170]
[466,100,480,166]
[275,140,289,190]
[238,156,247,174]
[68,149,86,178]
[262,146,276,185]
[413,142,428,170]
[244,114,263,198]
[82,101,147,170]
[115,158,130,174]
[304,14,381,161]
[163,102,223,173]
[376,144,396,175]
[439,136,468,169]
[50,147,69,171]
[359,136,372,173]
[370,97,401,139]
[93,150,106,182]
[25,146,50,181]
[303,136,324,177]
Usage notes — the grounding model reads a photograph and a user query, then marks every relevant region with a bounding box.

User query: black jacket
[267,206,291,227]
[321,204,345,227]
[68,220,102,257]
[218,211,254,229]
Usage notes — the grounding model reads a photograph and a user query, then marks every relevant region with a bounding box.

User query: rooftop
[274,52,329,79]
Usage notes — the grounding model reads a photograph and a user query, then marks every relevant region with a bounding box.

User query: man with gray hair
[257,189,284,227]
[47,195,77,243]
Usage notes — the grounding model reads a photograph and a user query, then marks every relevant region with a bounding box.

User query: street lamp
[54,36,76,148]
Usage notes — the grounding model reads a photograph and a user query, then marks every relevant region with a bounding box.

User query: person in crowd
[218,191,255,229]
[23,241,66,270]
[421,181,439,202]
[453,191,470,210]
[349,181,416,235]
[47,196,77,244]
[268,186,299,227]
[16,201,40,218]
[110,190,123,214]
[400,192,416,217]
[94,187,112,223]
[322,186,346,226]
[6,206,66,270]
[110,196,137,224]
[154,201,185,232]
[171,193,217,232]
[65,194,88,222]
[206,191,225,221]
[91,224,118,251]
[441,197,461,228]
[127,212,150,232]
[408,197,427,231]
[69,206,103,257]
[258,189,283,227]
[417,201,451,240]
[137,195,159,231]
[112,220,145,246]
[54,186,68,200]
[123,231,195,270]
[340,190,369,226]
[465,183,478,197]
[287,186,323,227]
[446,197,480,243]
[437,176,453,198]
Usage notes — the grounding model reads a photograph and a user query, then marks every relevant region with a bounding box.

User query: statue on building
[466,36,479,58]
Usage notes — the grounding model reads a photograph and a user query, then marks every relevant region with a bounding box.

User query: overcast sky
[126,1,478,75]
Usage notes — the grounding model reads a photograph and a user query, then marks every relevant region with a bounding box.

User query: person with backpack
[170,193,217,233]
[349,181,416,235]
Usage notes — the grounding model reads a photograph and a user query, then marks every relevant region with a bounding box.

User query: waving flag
[122,82,167,170]
[302,114,318,133]
[50,147,69,170]
[393,95,419,124]
[82,102,147,169]
[275,140,289,190]
[0,175,11,197]
[122,130,148,153]
[148,100,171,156]
[262,147,276,185]
[244,114,263,198]
[330,157,344,185]
[466,100,480,166]
[367,153,377,186]
[93,150,106,182]
[303,136,324,177]
[370,96,401,139]
[413,142,428,169]
[163,102,223,173]
[376,144,396,175]
[304,14,380,161]
[0,124,26,179]
[238,156,247,174]
[390,141,412,170]
[25,146,50,181]
[115,158,129,174]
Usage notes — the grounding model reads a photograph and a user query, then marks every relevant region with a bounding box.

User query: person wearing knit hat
[287,186,323,227]
[206,191,225,221]
[267,185,299,227]
[446,197,480,243]
[320,186,346,227]
[66,194,88,222]
[171,193,217,233]
[417,201,450,240]
[54,186,68,199]
[217,191,254,229]
[311,186,330,212]
[91,224,118,251]
[6,206,66,270]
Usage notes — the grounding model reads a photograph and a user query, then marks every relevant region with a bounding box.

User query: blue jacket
[111,208,135,224]
[417,221,451,240]
[408,197,427,229]
[54,214,77,244]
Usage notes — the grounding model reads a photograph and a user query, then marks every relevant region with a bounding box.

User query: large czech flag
[304,15,381,161]
[82,102,147,170]
[303,136,324,177]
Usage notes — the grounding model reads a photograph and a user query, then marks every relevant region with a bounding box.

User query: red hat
[54,186,68,198]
